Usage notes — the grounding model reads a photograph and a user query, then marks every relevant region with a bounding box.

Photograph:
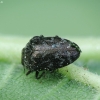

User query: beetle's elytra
[21,35,81,79]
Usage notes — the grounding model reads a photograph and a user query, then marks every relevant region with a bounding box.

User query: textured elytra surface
[21,35,81,78]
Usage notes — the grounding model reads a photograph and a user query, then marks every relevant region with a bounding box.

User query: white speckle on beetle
[45,68,46,69]
[67,44,71,48]
[52,44,56,48]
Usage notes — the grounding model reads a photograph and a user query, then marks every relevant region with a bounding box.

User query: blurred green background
[0,0,100,37]
[0,1,100,100]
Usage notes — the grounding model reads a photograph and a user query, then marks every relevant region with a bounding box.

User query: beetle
[21,35,81,79]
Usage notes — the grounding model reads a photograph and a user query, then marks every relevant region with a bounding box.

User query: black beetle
[21,35,81,79]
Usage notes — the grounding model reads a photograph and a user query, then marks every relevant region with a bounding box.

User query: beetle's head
[70,42,81,62]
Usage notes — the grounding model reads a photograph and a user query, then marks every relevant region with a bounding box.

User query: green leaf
[0,63,97,100]
[0,36,100,100]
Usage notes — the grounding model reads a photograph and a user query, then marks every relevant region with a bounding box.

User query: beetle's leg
[26,70,32,75]
[35,71,45,79]
[24,67,25,73]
